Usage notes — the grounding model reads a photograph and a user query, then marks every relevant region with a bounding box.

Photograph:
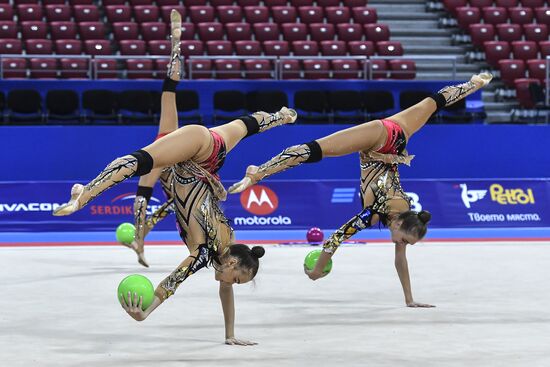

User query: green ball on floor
[117,274,154,311]
[304,249,333,274]
[116,222,135,244]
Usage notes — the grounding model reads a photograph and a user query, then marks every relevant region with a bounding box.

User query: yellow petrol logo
[490,184,535,205]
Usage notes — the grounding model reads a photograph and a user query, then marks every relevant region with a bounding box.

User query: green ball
[304,249,333,273]
[116,222,135,244]
[117,274,154,311]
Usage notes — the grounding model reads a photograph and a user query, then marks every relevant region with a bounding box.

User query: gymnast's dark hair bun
[418,210,432,224]
[251,246,265,259]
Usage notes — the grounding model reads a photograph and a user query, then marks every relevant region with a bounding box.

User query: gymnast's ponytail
[229,244,265,278]
[397,210,432,239]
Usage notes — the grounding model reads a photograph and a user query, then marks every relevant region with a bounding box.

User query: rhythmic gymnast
[53,10,297,345]
[229,73,493,308]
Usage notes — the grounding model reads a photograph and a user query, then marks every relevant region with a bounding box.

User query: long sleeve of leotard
[249,144,314,182]
[154,244,211,300]
[322,206,376,254]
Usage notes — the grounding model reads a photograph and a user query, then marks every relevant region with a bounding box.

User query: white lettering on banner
[460,184,487,208]
[405,192,422,212]
[0,203,61,212]
[506,213,541,221]
[234,216,292,226]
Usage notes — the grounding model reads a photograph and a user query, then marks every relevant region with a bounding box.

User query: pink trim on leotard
[155,132,171,141]
[376,119,405,155]
[199,130,226,178]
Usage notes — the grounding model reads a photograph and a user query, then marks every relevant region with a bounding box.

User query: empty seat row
[483,40,550,66]
[455,6,550,28]
[3,0,370,7]
[498,58,547,86]
[469,23,549,46]
[445,0,549,16]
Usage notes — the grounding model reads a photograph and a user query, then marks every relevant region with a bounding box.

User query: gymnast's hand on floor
[304,265,328,281]
[225,337,257,346]
[228,165,259,194]
[406,301,436,308]
[120,292,148,321]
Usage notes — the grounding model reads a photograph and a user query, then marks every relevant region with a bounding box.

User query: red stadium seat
[156,0,179,5]
[522,0,544,7]
[298,6,324,24]
[238,0,260,5]
[215,59,242,79]
[235,40,261,55]
[112,22,139,41]
[101,0,126,5]
[211,0,233,5]
[496,24,522,42]
[292,40,319,56]
[482,7,508,25]
[534,7,550,25]
[134,5,160,23]
[511,40,538,60]
[206,40,233,55]
[180,40,204,57]
[309,23,335,42]
[154,58,169,79]
[50,21,78,40]
[303,59,330,79]
[367,59,388,79]
[30,58,58,78]
[290,0,314,6]
[13,0,40,3]
[495,0,519,7]
[55,39,82,54]
[282,23,308,41]
[197,22,224,41]
[280,59,300,79]
[539,40,550,58]
[0,39,22,54]
[0,21,17,38]
[93,59,117,78]
[523,24,548,42]
[69,0,94,5]
[456,7,481,30]
[348,40,375,56]
[187,59,212,79]
[129,0,154,5]
[343,0,366,6]
[2,58,27,78]
[498,59,526,87]
[21,21,48,39]
[189,6,215,23]
[79,22,106,40]
[352,7,378,24]
[185,0,207,5]
[17,4,42,21]
[141,22,167,41]
[217,6,243,23]
[377,41,404,56]
[508,7,534,24]
[526,59,546,81]
[148,39,170,55]
[272,6,297,24]
[484,41,511,68]
[244,59,272,79]
[317,0,339,6]
[469,24,495,48]
[254,23,279,41]
[443,0,467,16]
[263,40,289,56]
[73,5,99,22]
[160,5,185,23]
[126,59,154,79]
[325,7,351,24]
[60,58,89,78]
[263,0,287,6]
[105,5,131,23]
[225,22,252,41]
[389,59,416,80]
[45,4,71,21]
[84,39,112,55]
[469,0,492,7]
[119,39,146,55]
[364,23,390,42]
[0,4,13,21]
[331,59,360,79]
[320,40,347,56]
[180,23,196,40]
[244,6,269,23]
[336,23,363,41]
[43,0,66,4]
[514,78,540,108]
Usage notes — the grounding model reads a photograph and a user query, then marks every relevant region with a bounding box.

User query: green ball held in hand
[117,274,155,311]
[304,249,333,273]
[116,222,135,244]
